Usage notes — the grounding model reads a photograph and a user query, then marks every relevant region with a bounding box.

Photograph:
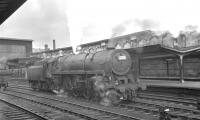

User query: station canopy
[126,44,200,57]
[0,0,26,25]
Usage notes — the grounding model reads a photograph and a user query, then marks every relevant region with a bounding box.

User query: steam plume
[111,19,133,37]
[184,25,198,32]
[0,57,7,64]
[134,19,159,30]
[0,0,70,49]
[111,19,159,38]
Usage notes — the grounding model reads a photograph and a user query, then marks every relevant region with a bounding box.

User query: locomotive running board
[53,70,105,76]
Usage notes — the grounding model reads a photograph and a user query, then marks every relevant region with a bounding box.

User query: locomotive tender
[27,49,139,104]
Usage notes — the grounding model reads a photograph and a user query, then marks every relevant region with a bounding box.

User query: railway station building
[0,38,32,59]
[0,0,29,68]
[0,0,29,59]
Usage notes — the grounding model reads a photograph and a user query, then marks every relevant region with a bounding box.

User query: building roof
[80,31,152,48]
[32,46,73,55]
[80,39,109,47]
[0,37,33,42]
[126,44,200,57]
[7,56,42,62]
[161,45,200,55]
[111,30,152,40]
[0,0,26,25]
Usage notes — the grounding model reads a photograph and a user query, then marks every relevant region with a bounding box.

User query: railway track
[116,90,200,120]
[2,87,157,120]
[9,85,200,119]
[143,87,200,99]
[118,97,200,120]
[0,96,49,120]
[8,78,28,85]
[138,91,198,106]
[8,84,33,90]
[0,92,90,120]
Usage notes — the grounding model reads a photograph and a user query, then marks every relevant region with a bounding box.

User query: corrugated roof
[0,0,26,25]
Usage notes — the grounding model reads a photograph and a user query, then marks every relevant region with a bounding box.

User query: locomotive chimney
[53,40,56,50]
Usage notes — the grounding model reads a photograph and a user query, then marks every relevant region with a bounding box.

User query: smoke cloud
[184,25,198,32]
[134,19,159,30]
[0,0,70,49]
[1,0,200,51]
[111,19,159,38]
[111,20,133,37]
[0,57,7,64]
[81,24,97,43]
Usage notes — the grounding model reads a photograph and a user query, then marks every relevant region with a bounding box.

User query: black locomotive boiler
[27,49,139,104]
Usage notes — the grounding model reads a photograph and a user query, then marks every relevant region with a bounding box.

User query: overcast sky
[0,0,200,49]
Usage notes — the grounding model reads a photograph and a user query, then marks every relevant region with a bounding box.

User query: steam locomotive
[27,49,139,104]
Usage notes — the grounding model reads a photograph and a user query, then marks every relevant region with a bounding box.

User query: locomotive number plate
[118,56,126,60]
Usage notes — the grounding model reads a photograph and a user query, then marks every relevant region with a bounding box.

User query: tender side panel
[27,66,43,81]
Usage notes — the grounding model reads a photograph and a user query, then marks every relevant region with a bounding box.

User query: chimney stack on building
[53,40,56,50]
[44,44,49,51]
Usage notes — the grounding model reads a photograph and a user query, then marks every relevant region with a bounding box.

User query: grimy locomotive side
[27,49,139,104]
